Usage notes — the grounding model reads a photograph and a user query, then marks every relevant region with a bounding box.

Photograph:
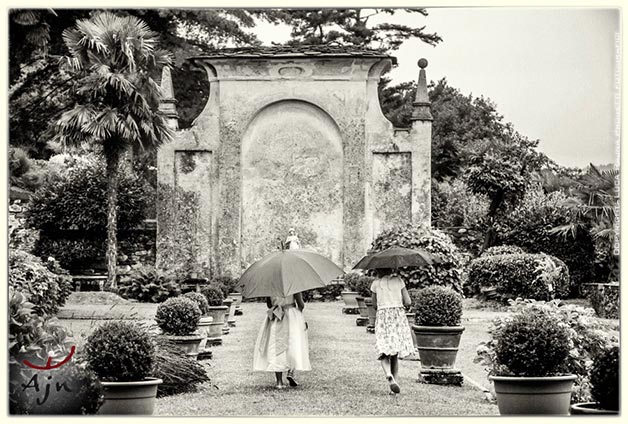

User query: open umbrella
[238,249,344,299]
[353,247,440,270]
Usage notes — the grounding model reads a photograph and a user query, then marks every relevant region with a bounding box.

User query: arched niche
[241,100,344,268]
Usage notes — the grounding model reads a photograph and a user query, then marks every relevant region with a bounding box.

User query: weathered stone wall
[157,54,432,277]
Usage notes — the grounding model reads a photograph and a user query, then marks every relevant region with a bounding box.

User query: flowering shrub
[84,321,155,382]
[590,344,619,410]
[155,297,201,336]
[412,285,463,326]
[476,298,617,401]
[9,249,73,315]
[467,253,570,301]
[201,286,225,307]
[118,265,181,303]
[370,224,463,292]
[480,244,525,257]
[183,291,210,315]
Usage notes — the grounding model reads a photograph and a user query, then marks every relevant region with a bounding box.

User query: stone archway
[241,100,344,268]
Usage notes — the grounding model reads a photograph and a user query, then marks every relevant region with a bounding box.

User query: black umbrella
[353,247,441,270]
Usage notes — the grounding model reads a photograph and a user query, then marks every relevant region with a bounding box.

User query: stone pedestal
[418,368,463,386]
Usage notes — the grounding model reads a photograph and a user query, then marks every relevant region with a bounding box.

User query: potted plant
[84,321,162,415]
[411,285,464,369]
[183,291,213,353]
[487,309,576,415]
[354,275,374,326]
[201,286,227,346]
[341,273,361,314]
[155,296,203,359]
[571,344,619,415]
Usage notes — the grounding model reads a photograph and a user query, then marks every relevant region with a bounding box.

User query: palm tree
[55,12,172,288]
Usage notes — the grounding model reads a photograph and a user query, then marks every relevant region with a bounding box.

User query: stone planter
[226,297,237,327]
[163,334,204,359]
[230,292,243,316]
[98,378,162,415]
[570,402,618,415]
[412,325,465,385]
[364,297,376,333]
[355,296,369,326]
[205,305,228,346]
[341,291,360,314]
[222,299,233,334]
[196,316,213,351]
[490,375,577,415]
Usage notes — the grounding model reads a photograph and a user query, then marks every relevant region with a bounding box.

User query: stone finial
[411,58,433,122]
[159,66,179,130]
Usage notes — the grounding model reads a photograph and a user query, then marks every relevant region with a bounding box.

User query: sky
[253,7,620,168]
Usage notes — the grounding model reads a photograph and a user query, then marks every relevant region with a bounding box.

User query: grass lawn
[60,297,499,416]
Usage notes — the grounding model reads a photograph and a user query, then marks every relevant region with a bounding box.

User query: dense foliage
[183,291,211,315]
[412,285,462,326]
[476,299,617,401]
[370,224,463,293]
[118,265,181,303]
[479,245,525,257]
[467,253,570,302]
[9,249,73,315]
[210,275,240,296]
[153,338,211,397]
[201,285,226,307]
[587,284,619,319]
[590,344,619,411]
[84,321,155,382]
[492,309,571,377]
[155,296,201,336]
[495,187,596,292]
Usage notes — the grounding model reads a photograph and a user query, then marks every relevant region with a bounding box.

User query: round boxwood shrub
[467,252,570,302]
[155,296,201,336]
[183,291,210,315]
[480,244,525,257]
[201,286,225,307]
[9,249,73,315]
[370,223,463,293]
[590,344,619,411]
[84,321,155,382]
[412,285,463,326]
[493,309,571,376]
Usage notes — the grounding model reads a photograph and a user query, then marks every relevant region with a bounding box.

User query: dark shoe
[387,376,400,394]
[287,370,298,387]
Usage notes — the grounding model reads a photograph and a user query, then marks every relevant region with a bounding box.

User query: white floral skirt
[375,307,415,359]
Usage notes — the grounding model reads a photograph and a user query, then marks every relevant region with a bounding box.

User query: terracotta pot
[98,378,162,415]
[356,296,368,318]
[163,334,204,359]
[490,375,576,415]
[412,325,464,368]
[341,291,359,308]
[570,402,618,415]
[205,306,227,340]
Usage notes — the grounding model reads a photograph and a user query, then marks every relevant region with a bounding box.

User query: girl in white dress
[253,293,311,388]
[285,228,301,250]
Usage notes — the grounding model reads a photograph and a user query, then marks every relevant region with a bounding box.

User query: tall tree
[257,8,441,50]
[55,12,173,288]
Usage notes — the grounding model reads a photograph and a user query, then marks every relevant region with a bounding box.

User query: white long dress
[253,295,311,372]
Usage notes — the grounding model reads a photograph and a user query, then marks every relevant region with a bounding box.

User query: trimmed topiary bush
[589,344,619,411]
[493,309,571,376]
[370,223,463,293]
[84,321,155,382]
[354,275,375,298]
[183,292,210,315]
[480,244,525,257]
[155,297,201,336]
[118,265,181,303]
[467,253,570,302]
[201,286,225,307]
[9,249,73,315]
[412,285,463,326]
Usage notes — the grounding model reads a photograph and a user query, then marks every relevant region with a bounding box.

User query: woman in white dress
[253,292,311,388]
[285,228,301,250]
